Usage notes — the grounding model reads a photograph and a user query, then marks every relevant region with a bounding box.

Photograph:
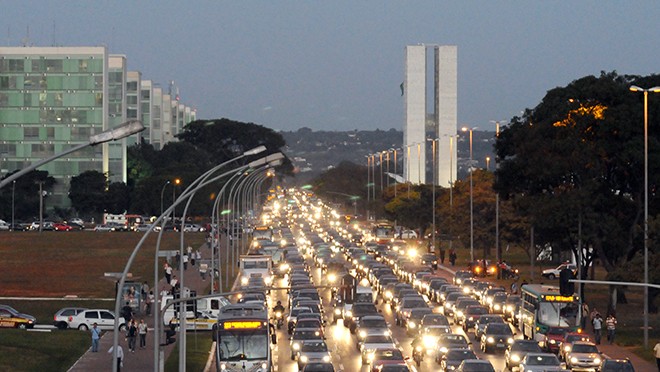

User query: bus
[252,226,273,241]
[519,284,581,341]
[213,303,275,372]
[239,255,273,287]
[372,222,394,244]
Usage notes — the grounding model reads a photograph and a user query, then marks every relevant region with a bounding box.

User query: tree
[494,72,660,309]
[69,171,107,215]
[0,170,56,222]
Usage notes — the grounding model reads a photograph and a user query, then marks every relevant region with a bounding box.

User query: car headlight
[487,337,495,344]
[511,354,521,362]
[367,352,375,361]
[468,317,474,321]
[300,355,308,363]
[506,305,513,312]
[564,345,571,352]
[264,276,273,285]
[241,277,248,285]
[494,304,501,310]
[359,330,367,339]
[507,338,514,344]
[440,346,448,353]
[293,343,300,351]
[220,363,227,370]
[463,287,471,293]
[385,291,392,298]
[571,357,579,363]
[456,311,463,318]
[549,339,556,344]
[328,273,337,283]
[261,362,267,369]
[594,357,601,364]
[433,261,438,264]
[423,335,435,348]
[384,330,391,336]
[415,345,423,352]
[345,310,352,317]
[334,309,341,315]
[323,355,331,362]
[409,321,416,328]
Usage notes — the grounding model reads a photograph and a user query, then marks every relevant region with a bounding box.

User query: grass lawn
[164,333,213,372]
[0,231,223,371]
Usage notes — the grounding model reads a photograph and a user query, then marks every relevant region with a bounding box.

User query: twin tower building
[403,44,457,188]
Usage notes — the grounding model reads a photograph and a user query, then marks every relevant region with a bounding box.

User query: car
[480,323,515,353]
[434,333,471,362]
[52,222,74,231]
[518,352,564,372]
[541,326,568,353]
[400,230,418,239]
[505,339,543,371]
[488,292,508,314]
[374,364,410,372]
[455,359,495,372]
[360,335,397,364]
[473,314,505,341]
[356,315,390,345]
[53,307,88,329]
[559,332,593,361]
[69,218,84,226]
[420,253,438,269]
[67,309,125,331]
[564,341,602,371]
[440,348,478,371]
[287,306,313,334]
[183,224,205,232]
[405,307,434,335]
[290,328,325,359]
[0,220,9,231]
[504,296,522,324]
[600,358,635,372]
[302,362,336,372]
[94,224,116,232]
[368,348,406,371]
[542,262,577,280]
[0,305,36,329]
[459,305,488,331]
[296,340,332,370]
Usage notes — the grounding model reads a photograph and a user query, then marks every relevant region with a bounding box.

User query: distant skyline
[3,2,659,132]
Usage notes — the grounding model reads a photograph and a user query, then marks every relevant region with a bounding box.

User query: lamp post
[171,178,181,223]
[629,84,660,349]
[11,180,15,231]
[486,156,491,171]
[0,120,144,189]
[490,120,504,277]
[462,126,476,262]
[428,138,438,253]
[160,180,170,216]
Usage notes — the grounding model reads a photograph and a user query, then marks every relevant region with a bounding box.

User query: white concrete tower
[404,45,427,184]
[434,45,458,187]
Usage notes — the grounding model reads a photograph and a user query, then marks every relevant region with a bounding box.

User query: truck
[239,254,273,287]
[161,289,231,329]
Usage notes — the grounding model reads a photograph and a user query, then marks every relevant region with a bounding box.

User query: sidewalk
[435,263,657,371]
[68,242,212,372]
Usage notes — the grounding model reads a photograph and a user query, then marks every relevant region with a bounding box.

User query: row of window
[0,58,103,73]
[0,126,96,141]
[0,92,103,107]
[0,75,103,90]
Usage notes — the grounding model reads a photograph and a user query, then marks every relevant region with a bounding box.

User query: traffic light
[559,268,575,296]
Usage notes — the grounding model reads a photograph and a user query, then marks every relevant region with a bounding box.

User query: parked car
[53,307,88,329]
[94,224,116,232]
[68,309,126,331]
[542,262,577,280]
[0,220,9,231]
[183,224,205,232]
[400,230,418,239]
[52,222,74,231]
[0,305,36,329]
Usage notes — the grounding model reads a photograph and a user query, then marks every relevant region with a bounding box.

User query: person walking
[449,248,457,267]
[146,290,155,316]
[439,248,446,264]
[138,319,148,349]
[653,340,660,371]
[183,252,189,270]
[592,313,603,345]
[581,302,590,331]
[108,344,124,372]
[164,262,172,284]
[590,307,599,331]
[606,314,617,344]
[90,322,102,352]
[127,319,138,352]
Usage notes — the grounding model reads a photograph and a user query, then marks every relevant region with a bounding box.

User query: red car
[53,223,74,231]
[369,348,405,372]
[541,327,568,353]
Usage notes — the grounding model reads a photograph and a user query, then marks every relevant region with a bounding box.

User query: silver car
[518,353,564,372]
[564,341,602,371]
[296,340,331,370]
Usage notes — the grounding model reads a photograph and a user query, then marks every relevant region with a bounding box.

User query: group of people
[173,246,202,270]
[583,303,617,345]
[90,318,147,372]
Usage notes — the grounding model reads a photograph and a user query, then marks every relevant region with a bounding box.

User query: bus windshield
[218,329,268,361]
[538,301,579,328]
[243,260,270,269]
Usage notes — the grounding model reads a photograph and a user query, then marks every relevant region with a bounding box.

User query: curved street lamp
[462,126,477,262]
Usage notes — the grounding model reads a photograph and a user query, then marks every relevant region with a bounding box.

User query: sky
[2,1,660,133]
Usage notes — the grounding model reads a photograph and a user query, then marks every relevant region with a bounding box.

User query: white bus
[213,303,276,372]
[239,255,273,287]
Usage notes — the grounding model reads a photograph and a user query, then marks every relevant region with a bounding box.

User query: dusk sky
[3,1,659,132]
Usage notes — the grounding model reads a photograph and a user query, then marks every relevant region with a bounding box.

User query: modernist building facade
[0,46,196,208]
[403,44,457,187]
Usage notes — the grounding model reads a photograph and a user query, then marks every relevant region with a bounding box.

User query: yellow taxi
[0,305,36,329]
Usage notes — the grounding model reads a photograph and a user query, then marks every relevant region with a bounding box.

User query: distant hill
[280,127,497,184]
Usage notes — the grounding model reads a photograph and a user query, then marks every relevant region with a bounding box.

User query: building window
[24,127,39,139]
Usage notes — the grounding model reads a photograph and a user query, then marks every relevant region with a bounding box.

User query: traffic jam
[229,189,615,372]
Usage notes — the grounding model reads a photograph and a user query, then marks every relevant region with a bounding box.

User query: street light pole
[462,127,475,262]
[160,180,171,216]
[630,84,660,349]
[11,180,15,231]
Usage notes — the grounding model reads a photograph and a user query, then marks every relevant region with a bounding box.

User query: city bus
[213,303,275,372]
[519,284,580,341]
[372,222,395,244]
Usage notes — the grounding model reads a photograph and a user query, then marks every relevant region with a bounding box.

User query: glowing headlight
[423,335,435,348]
[507,338,514,344]
[220,363,227,370]
[293,343,301,351]
[409,321,416,329]
[494,304,501,311]
[241,277,248,285]
[323,355,331,362]
[264,276,273,285]
[456,311,464,318]
[252,241,259,247]
[415,346,423,352]
[433,261,438,264]
[571,357,579,364]
[463,287,471,294]
[384,330,391,336]
[345,310,352,317]
[359,330,367,339]
[367,352,375,361]
[334,309,341,315]
[328,273,337,283]
[549,339,556,344]
[468,317,474,321]
[511,354,521,362]
[440,346,448,353]
[261,362,267,369]
[564,345,571,352]
[279,263,289,272]
[487,337,495,344]
[385,291,393,298]
[594,358,601,364]
[300,355,308,363]
[506,305,513,312]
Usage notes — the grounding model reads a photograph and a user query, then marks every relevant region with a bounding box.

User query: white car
[359,334,396,364]
[400,230,418,239]
[0,220,8,231]
[68,309,127,331]
[518,352,564,372]
[183,224,205,232]
[542,262,577,280]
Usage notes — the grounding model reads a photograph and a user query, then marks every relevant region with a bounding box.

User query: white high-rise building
[403,44,457,186]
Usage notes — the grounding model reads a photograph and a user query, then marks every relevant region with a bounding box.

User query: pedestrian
[127,319,137,352]
[653,340,660,371]
[146,290,154,316]
[590,308,600,332]
[187,245,193,257]
[183,253,189,270]
[592,313,603,345]
[581,302,590,331]
[510,282,519,295]
[141,281,149,300]
[175,251,181,267]
[606,314,617,344]
[439,248,446,264]
[108,344,124,371]
[449,249,457,267]
[90,322,102,352]
[121,301,133,323]
[195,249,202,264]
[170,275,178,290]
[164,262,172,284]
[138,319,148,349]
